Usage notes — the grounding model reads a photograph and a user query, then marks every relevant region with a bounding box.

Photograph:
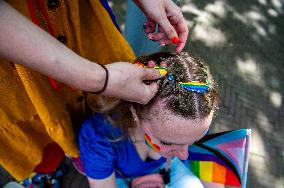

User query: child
[78,52,219,188]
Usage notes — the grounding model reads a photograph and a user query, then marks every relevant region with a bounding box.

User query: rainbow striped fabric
[188,129,252,188]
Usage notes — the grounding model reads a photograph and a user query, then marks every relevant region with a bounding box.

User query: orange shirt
[0,0,135,180]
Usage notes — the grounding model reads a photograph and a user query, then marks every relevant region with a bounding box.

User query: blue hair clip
[167,75,175,82]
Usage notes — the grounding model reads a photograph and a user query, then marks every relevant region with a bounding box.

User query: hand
[102,62,164,104]
[134,0,188,53]
[131,173,165,188]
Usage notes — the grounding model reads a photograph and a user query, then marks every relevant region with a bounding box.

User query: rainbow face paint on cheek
[144,133,161,152]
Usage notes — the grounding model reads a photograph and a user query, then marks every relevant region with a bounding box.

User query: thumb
[142,67,167,81]
[140,82,158,104]
[156,14,178,42]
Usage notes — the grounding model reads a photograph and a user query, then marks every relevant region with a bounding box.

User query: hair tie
[91,64,109,94]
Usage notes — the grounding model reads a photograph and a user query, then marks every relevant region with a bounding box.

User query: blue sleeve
[78,118,117,179]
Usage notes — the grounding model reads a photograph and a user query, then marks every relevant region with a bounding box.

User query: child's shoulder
[79,113,122,140]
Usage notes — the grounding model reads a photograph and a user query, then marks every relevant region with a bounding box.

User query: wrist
[91,64,109,94]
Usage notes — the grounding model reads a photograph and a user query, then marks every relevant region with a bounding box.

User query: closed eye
[160,140,173,146]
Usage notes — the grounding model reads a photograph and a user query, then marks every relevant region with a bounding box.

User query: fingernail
[159,68,168,76]
[160,61,167,67]
[148,60,156,67]
[148,36,154,40]
[160,43,166,46]
[171,36,179,45]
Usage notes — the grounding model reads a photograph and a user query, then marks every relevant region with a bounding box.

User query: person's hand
[102,62,165,104]
[131,173,165,188]
[133,0,188,54]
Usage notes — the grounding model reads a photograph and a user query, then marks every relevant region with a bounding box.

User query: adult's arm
[0,1,163,104]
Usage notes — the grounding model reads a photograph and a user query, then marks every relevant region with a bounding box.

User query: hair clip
[179,80,209,93]
[167,75,175,82]
[153,66,167,76]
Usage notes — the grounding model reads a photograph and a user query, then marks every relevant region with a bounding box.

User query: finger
[159,38,172,46]
[147,32,165,41]
[147,60,157,67]
[175,19,189,53]
[143,20,156,34]
[155,13,178,41]
[142,68,167,80]
[160,61,167,67]
[140,82,158,104]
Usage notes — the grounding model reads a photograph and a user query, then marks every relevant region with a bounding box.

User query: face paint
[140,110,213,159]
[144,133,161,152]
[144,131,189,160]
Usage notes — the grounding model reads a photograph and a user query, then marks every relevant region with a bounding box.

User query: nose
[174,145,189,160]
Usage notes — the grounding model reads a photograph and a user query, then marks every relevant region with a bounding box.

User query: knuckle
[167,27,176,35]
[143,68,149,76]
[174,7,182,16]
[141,97,149,105]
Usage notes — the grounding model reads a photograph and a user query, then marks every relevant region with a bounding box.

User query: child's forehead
[145,99,183,120]
[150,116,208,145]
[143,103,211,139]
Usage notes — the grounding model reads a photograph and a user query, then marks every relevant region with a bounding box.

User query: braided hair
[134,52,218,120]
[105,52,219,135]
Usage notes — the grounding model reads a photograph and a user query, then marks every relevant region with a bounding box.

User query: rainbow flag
[188,129,252,188]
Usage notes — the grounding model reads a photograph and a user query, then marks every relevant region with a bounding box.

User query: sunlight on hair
[236,57,263,86]
[182,2,227,47]
[269,91,282,108]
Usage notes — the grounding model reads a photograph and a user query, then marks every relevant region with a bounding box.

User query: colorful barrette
[153,66,168,76]
[133,61,209,93]
[179,80,209,93]
[167,75,175,81]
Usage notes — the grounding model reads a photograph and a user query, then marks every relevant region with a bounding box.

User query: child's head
[132,52,218,159]
[109,52,218,160]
